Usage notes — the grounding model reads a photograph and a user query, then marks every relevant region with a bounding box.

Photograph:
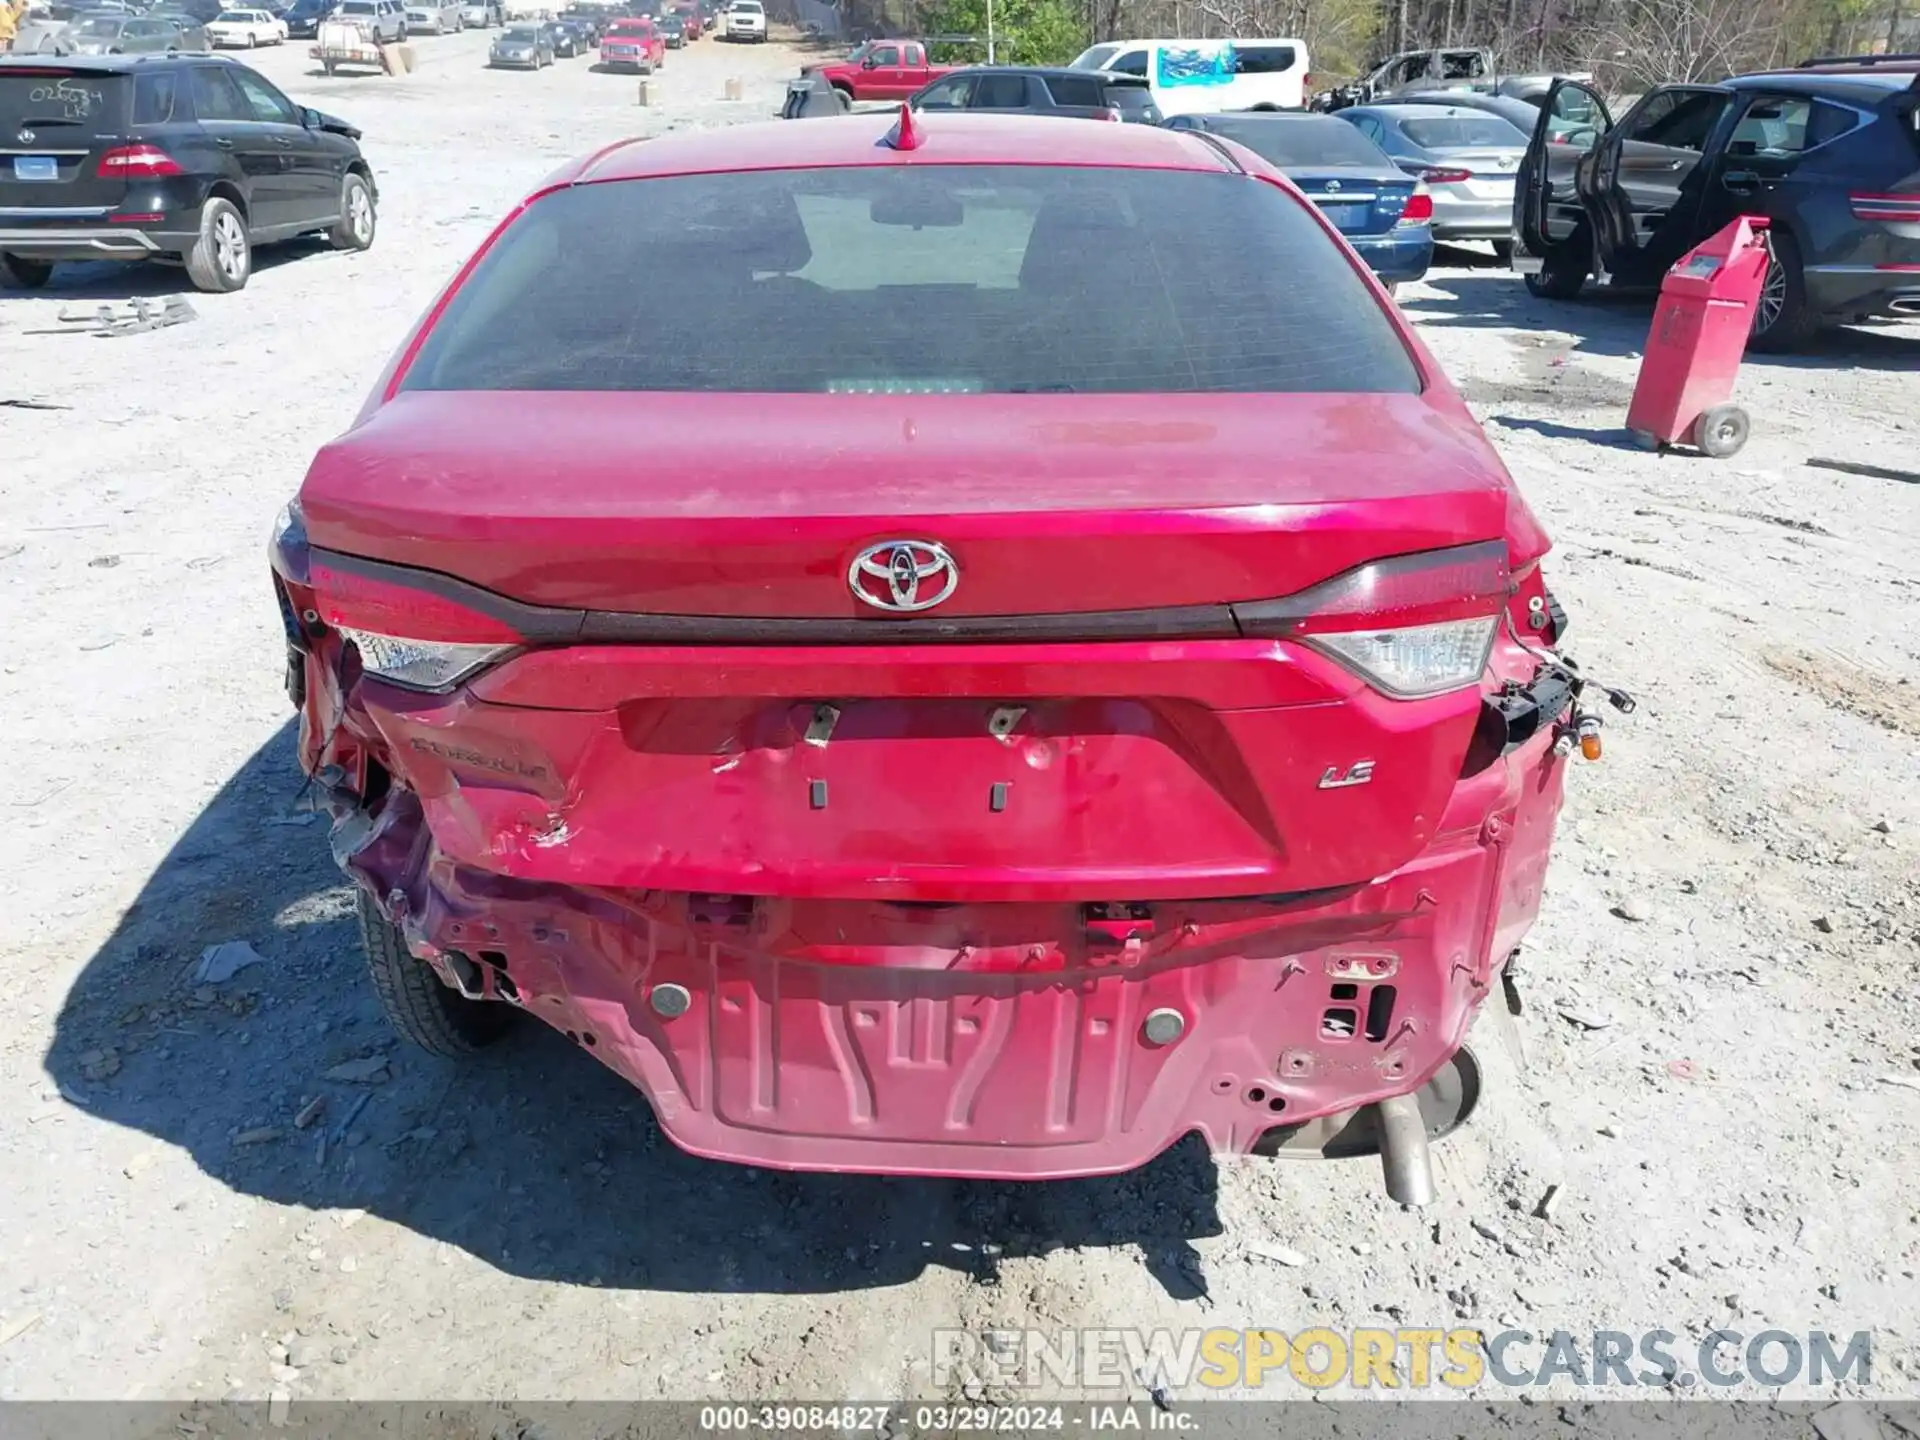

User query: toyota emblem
[1326,178,1342,192]
[17,129,34,145]
[848,540,958,613]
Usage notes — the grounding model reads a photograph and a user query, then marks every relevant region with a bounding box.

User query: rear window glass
[1401,115,1526,148]
[1105,85,1159,117]
[403,165,1418,396]
[133,71,181,124]
[1211,116,1387,166]
[1234,44,1298,74]
[0,71,126,135]
[1042,74,1105,107]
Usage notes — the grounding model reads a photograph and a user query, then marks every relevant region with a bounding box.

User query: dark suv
[909,66,1162,123]
[0,54,377,293]
[1513,62,1920,351]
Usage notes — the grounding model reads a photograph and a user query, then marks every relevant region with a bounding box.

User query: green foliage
[923,0,1086,64]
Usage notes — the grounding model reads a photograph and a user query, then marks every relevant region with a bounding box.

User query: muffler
[1376,1093,1437,1207]
[1890,297,1920,316]
[1251,1045,1479,1207]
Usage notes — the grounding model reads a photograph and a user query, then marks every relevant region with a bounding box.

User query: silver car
[404,0,463,31]
[488,23,553,66]
[1334,102,1531,245]
[65,13,209,53]
[1399,89,1601,147]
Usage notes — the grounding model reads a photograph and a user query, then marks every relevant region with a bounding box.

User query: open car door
[1513,78,1612,283]
[1583,84,1738,284]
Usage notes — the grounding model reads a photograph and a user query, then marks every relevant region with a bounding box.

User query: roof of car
[940,64,1141,80]
[1343,101,1508,118]
[1185,110,1339,123]
[571,111,1237,184]
[1728,69,1916,95]
[0,51,242,70]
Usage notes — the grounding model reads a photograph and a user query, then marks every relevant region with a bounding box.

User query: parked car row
[869,51,1920,350]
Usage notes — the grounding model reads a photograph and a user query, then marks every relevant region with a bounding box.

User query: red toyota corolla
[270,111,1607,1198]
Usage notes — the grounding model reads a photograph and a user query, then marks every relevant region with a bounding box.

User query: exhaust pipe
[1376,1093,1437,1207]
[1890,298,1920,315]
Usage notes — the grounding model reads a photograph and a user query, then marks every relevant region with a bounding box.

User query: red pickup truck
[809,40,957,102]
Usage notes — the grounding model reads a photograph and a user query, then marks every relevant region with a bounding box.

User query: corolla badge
[849,540,959,613]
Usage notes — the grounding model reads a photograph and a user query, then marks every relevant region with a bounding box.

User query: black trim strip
[309,546,1242,645]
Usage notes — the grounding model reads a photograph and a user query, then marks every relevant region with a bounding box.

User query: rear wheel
[357,891,514,1057]
[1,255,54,289]
[184,197,250,293]
[1748,229,1819,354]
[1524,233,1589,300]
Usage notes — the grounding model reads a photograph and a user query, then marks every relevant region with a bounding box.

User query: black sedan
[655,10,683,44]
[541,19,581,54]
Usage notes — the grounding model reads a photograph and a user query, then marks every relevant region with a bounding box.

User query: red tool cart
[1625,216,1773,459]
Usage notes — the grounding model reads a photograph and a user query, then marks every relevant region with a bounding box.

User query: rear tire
[358,891,514,1057]
[1524,233,1588,300]
[1747,229,1819,354]
[1490,239,1514,265]
[184,197,251,293]
[0,255,54,289]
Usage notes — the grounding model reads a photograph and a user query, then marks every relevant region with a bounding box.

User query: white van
[1069,38,1311,115]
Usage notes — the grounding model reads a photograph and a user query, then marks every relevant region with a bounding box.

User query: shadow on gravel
[1407,272,1920,369]
[1490,416,1646,450]
[14,242,331,301]
[44,721,1223,1301]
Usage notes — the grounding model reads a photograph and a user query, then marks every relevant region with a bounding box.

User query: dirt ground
[2,28,1918,1421]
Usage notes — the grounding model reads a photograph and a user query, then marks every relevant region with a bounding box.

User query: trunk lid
[0,67,130,212]
[301,391,1517,617]
[1291,166,1421,236]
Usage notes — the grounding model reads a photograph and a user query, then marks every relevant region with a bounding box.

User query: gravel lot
[2,29,1918,1418]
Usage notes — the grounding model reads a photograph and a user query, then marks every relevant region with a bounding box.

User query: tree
[925,0,1085,61]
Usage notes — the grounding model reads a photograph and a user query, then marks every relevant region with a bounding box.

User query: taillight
[307,557,521,692]
[1412,166,1472,185]
[97,144,183,178]
[1399,184,1433,224]
[1850,192,1920,222]
[1234,542,1510,699]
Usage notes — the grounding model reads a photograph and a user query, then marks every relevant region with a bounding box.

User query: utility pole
[986,0,994,62]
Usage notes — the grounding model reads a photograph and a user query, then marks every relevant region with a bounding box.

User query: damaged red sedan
[270,111,1610,1197]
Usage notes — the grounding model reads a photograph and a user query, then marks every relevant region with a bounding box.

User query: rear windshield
[1210,116,1387,166]
[403,165,1418,395]
[1401,115,1525,148]
[73,16,124,32]
[0,70,127,135]
[1105,85,1159,117]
